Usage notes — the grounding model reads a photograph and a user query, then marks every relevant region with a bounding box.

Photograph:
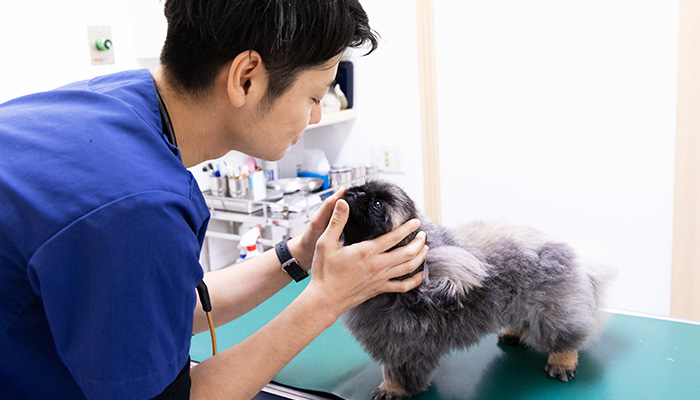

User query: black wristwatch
[275,239,309,282]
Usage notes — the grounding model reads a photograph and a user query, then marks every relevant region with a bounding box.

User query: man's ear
[226,50,267,108]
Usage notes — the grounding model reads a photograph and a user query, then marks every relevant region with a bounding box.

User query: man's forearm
[189,287,338,399]
[193,236,309,334]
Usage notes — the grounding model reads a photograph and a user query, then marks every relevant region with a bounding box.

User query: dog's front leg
[373,366,410,400]
[373,358,438,400]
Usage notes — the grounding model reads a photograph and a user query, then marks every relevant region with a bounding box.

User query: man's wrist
[286,236,312,272]
[296,286,342,328]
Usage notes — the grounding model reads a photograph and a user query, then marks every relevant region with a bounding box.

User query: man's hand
[304,197,428,317]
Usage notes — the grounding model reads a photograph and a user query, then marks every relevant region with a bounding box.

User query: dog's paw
[497,332,521,346]
[372,388,410,400]
[546,350,578,382]
[497,326,522,346]
[545,363,577,382]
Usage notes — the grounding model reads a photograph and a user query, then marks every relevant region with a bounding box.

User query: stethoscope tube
[157,84,216,356]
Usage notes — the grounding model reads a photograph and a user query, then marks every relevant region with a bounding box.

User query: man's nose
[309,103,322,125]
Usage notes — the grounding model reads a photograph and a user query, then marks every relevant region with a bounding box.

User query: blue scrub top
[0,70,210,399]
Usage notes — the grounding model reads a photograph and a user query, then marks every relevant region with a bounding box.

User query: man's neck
[151,66,228,168]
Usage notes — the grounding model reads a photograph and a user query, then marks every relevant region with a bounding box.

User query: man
[0,0,427,399]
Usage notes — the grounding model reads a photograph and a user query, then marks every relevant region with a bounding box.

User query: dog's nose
[344,191,365,200]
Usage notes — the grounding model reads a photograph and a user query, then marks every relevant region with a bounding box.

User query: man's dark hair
[160,0,378,102]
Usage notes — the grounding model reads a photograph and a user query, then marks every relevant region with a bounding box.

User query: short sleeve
[27,191,205,399]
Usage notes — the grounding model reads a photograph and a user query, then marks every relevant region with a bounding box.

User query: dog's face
[341,180,419,246]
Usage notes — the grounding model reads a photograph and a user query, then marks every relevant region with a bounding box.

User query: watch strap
[275,239,309,282]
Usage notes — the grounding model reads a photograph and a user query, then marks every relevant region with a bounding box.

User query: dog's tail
[581,260,618,340]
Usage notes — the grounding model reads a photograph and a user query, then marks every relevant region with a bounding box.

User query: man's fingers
[377,230,426,268]
[385,243,428,280]
[382,271,425,294]
[372,218,421,253]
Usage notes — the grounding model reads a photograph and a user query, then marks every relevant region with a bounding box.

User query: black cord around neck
[155,88,178,148]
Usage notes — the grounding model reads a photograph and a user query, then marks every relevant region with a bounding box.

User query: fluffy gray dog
[341,180,612,399]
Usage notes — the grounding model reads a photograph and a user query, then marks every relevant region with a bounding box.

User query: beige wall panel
[416,0,441,223]
[671,0,700,320]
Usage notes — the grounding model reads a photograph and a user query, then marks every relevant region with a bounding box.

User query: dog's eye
[372,200,383,211]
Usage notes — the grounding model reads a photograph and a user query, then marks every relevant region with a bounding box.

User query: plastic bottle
[263,160,279,182]
[239,225,262,260]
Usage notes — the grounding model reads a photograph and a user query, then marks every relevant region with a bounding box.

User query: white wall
[301,0,425,211]
[434,1,679,316]
[0,0,165,103]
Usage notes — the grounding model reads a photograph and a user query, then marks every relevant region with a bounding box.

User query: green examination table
[191,281,700,399]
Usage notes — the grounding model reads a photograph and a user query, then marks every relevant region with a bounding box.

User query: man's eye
[312,98,321,104]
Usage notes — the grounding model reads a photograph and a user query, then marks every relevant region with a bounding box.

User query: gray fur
[341,180,613,399]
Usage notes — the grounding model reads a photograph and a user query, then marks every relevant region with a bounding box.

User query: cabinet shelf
[306,109,357,130]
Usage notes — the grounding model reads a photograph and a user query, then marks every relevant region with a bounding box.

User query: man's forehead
[298,64,338,90]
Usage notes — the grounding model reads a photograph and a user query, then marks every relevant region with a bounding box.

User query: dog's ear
[423,246,488,308]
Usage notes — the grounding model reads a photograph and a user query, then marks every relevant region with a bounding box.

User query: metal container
[347,164,367,185]
[329,167,353,188]
[227,176,249,198]
[210,176,228,197]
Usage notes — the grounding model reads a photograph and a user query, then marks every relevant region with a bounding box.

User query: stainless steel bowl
[267,177,324,194]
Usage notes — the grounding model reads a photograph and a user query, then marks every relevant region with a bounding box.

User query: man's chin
[240,146,286,162]
[258,150,287,163]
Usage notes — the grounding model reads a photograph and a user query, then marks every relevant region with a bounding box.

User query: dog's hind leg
[497,325,523,346]
[545,350,578,382]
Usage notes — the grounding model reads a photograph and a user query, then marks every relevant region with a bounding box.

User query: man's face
[240,58,340,161]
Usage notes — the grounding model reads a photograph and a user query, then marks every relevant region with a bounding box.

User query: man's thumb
[322,199,349,242]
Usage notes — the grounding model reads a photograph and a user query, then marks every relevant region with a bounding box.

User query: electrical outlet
[87,26,115,65]
[373,146,404,174]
